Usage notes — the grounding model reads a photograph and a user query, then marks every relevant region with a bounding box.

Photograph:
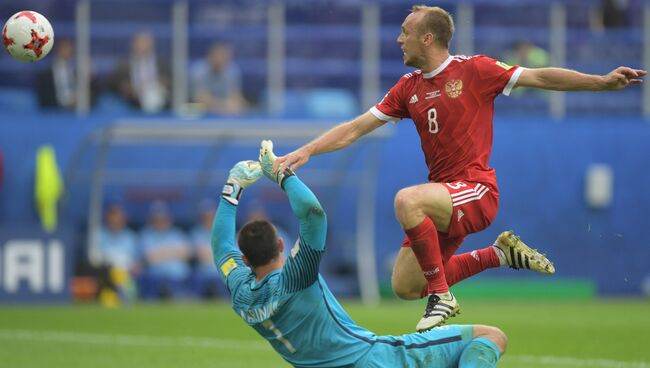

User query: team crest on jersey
[445,79,463,98]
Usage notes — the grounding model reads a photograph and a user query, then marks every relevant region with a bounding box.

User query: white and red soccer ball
[3,11,54,62]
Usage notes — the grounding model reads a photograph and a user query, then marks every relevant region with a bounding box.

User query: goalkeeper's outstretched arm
[260,140,327,251]
[211,161,262,291]
[211,198,241,267]
[283,175,327,252]
[259,140,328,291]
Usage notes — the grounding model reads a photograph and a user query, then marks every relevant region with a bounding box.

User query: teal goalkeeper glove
[221,160,262,205]
[259,140,295,187]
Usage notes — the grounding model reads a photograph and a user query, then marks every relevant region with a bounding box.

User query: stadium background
[0,0,649,367]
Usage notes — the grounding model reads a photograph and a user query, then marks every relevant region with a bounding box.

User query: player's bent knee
[391,276,422,300]
[491,327,507,354]
[393,187,420,213]
[473,325,507,354]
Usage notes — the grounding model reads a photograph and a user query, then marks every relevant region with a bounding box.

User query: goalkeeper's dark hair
[238,220,281,268]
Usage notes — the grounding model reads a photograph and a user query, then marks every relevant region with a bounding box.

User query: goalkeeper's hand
[259,140,295,186]
[221,160,262,205]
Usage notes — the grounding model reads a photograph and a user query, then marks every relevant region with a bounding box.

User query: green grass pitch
[1,299,648,367]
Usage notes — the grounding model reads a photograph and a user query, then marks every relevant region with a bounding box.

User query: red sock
[404,217,448,294]
[444,246,501,287]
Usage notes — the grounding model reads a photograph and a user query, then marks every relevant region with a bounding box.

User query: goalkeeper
[212,140,506,367]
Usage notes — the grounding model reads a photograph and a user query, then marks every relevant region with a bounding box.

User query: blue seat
[260,88,358,118]
[304,88,358,119]
[282,89,309,117]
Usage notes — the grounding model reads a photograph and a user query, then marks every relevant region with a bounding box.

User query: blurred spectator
[591,0,629,30]
[191,43,248,114]
[189,198,224,298]
[505,40,549,70]
[139,200,191,298]
[97,200,139,306]
[109,31,170,113]
[99,201,139,272]
[35,39,98,110]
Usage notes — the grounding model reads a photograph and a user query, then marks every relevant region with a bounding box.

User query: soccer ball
[2,11,54,62]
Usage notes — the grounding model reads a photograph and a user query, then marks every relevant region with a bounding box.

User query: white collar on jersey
[422,55,454,79]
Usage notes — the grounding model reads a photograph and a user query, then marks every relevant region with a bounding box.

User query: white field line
[506,355,650,368]
[0,329,268,351]
[1,329,649,368]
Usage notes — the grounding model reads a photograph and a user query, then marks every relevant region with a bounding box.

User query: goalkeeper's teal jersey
[212,176,374,367]
[212,176,471,367]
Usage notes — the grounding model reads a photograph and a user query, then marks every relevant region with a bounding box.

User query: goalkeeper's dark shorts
[354,325,474,367]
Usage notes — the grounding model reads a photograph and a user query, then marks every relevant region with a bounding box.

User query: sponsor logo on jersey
[496,60,513,70]
[221,258,238,277]
[426,90,441,99]
[445,79,463,98]
[457,209,465,222]
[409,94,419,104]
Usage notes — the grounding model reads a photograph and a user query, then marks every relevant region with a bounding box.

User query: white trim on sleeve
[369,106,401,123]
[502,67,525,96]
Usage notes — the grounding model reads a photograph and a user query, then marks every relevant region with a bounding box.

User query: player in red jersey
[273,5,646,331]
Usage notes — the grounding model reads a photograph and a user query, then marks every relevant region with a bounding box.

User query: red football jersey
[370,55,523,190]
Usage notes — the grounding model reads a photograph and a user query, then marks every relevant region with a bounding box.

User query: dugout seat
[304,88,358,119]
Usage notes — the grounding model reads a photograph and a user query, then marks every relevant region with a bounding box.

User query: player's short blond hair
[411,5,455,49]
